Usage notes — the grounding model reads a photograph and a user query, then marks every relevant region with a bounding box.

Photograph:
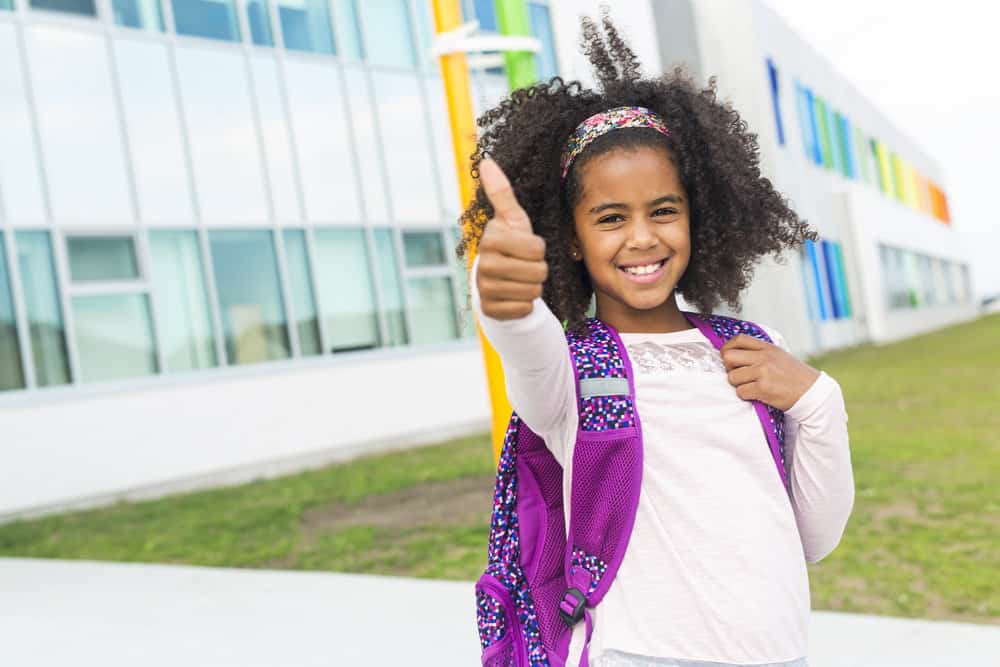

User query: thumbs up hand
[476,158,549,320]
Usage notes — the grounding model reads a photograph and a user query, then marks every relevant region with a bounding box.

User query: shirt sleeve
[469,255,578,464]
[762,324,855,564]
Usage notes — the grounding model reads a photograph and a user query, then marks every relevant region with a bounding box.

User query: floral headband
[559,106,670,181]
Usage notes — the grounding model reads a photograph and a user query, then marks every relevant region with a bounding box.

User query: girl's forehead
[576,146,684,198]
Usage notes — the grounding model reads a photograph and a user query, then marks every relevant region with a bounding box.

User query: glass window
[209,231,291,365]
[28,27,133,224]
[411,0,435,66]
[72,294,158,383]
[371,71,440,221]
[175,48,269,223]
[333,0,364,60]
[150,231,218,372]
[171,0,241,42]
[449,226,475,337]
[804,238,830,320]
[16,232,71,387]
[0,236,25,391]
[113,0,164,30]
[425,77,461,219]
[29,0,95,16]
[469,0,497,30]
[342,66,389,221]
[529,2,559,80]
[0,25,47,222]
[250,56,300,221]
[360,0,416,68]
[114,40,196,225]
[313,228,379,352]
[282,230,322,356]
[373,229,406,346]
[1,0,12,10]
[277,0,334,54]
[403,231,445,267]
[247,0,274,46]
[68,237,140,283]
[408,277,457,344]
[765,58,784,146]
[284,61,362,222]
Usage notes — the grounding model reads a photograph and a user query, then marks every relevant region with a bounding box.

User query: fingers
[479,228,546,263]
[733,381,762,402]
[721,334,768,352]
[726,364,759,387]
[720,347,759,371]
[480,157,532,232]
[477,276,544,304]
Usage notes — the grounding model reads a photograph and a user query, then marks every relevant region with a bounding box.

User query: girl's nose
[626,217,659,250]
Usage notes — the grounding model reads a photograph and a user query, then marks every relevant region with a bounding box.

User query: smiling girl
[458,12,854,667]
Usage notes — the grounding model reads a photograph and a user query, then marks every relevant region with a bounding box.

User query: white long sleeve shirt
[471,257,855,666]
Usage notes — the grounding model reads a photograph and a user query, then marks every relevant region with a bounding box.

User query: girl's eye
[597,214,624,225]
[653,207,679,217]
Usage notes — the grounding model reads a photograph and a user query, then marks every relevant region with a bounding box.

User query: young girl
[458,13,854,667]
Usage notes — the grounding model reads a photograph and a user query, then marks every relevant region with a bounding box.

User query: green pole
[494,0,538,89]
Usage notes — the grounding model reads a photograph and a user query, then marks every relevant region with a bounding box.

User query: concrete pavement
[1,558,996,666]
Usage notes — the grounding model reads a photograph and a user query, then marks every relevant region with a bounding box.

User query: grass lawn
[1,314,997,625]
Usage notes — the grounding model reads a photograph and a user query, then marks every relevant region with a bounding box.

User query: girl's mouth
[619,258,667,284]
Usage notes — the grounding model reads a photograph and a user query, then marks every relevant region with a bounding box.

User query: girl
[458,12,854,667]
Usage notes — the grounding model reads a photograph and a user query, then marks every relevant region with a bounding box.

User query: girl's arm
[766,329,856,563]
[470,254,577,463]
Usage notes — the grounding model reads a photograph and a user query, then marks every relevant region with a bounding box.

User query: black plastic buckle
[558,587,586,627]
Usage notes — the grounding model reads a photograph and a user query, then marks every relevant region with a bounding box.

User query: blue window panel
[529,2,558,80]
[839,114,856,179]
[171,0,241,42]
[247,0,274,46]
[795,83,816,162]
[469,0,497,31]
[827,106,844,176]
[805,239,830,320]
[799,245,821,323]
[766,58,785,146]
[802,86,823,166]
[821,240,844,318]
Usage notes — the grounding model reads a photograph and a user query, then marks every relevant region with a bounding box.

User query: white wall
[0,343,490,521]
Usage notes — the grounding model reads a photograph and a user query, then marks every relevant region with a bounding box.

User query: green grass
[1,314,998,625]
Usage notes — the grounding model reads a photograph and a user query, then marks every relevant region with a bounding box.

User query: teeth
[623,261,664,275]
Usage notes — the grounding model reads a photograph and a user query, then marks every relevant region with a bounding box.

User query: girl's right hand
[476,158,549,320]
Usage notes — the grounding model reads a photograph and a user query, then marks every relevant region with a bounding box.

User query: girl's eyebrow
[588,194,684,214]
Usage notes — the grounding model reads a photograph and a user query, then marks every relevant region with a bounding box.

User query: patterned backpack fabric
[475,312,790,667]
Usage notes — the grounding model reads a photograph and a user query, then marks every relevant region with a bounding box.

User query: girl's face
[570,145,692,332]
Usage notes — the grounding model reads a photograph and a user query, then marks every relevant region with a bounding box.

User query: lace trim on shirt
[626,341,726,374]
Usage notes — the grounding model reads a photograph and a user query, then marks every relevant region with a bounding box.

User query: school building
[0,0,976,520]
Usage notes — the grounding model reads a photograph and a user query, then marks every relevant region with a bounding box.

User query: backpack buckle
[558,587,586,627]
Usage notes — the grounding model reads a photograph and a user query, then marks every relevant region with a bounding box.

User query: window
[804,239,830,321]
[150,231,218,372]
[209,231,291,365]
[171,0,241,42]
[0,236,25,392]
[112,0,164,30]
[795,83,819,165]
[821,240,843,319]
[0,0,12,10]
[765,58,784,146]
[402,231,458,344]
[73,294,158,383]
[247,0,274,46]
[66,235,159,383]
[30,0,95,16]
[277,0,335,54]
[282,229,322,356]
[373,228,407,346]
[332,0,364,60]
[16,232,71,387]
[529,2,558,80]
[813,96,833,170]
[313,228,379,352]
[67,236,139,282]
[361,0,416,68]
[449,226,476,338]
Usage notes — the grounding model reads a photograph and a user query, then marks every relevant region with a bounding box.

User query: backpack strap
[556,318,644,666]
[683,312,790,492]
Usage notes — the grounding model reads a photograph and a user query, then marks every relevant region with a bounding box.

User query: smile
[618,258,668,283]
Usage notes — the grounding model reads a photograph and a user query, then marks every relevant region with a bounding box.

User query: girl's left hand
[720,334,821,411]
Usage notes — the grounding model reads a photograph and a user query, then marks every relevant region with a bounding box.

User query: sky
[762,0,1000,300]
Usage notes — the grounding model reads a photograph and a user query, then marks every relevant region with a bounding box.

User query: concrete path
[1,558,997,666]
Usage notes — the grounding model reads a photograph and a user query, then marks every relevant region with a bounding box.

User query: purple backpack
[475,312,789,667]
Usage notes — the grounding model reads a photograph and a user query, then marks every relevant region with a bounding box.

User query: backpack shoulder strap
[556,318,644,664]
[683,312,790,492]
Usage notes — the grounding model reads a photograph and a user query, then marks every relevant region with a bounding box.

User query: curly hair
[456,10,817,335]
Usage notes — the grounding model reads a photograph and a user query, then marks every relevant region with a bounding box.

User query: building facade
[0,0,975,519]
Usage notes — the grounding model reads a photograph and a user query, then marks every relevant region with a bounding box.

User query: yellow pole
[432,0,512,463]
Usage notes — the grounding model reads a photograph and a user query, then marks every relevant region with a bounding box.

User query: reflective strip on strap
[579,377,630,398]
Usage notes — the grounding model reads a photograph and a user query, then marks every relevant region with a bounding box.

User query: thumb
[480,157,532,232]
